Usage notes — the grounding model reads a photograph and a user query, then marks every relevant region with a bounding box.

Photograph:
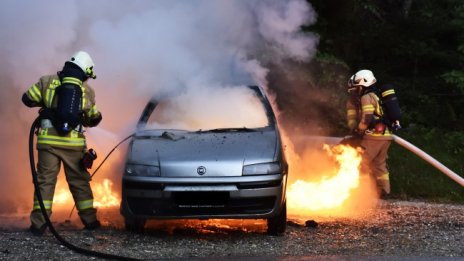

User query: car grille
[127,193,276,216]
[124,181,164,190]
[236,180,282,189]
[123,179,281,190]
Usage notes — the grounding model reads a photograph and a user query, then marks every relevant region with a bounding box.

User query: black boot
[83,220,101,230]
[379,189,391,200]
[29,224,47,236]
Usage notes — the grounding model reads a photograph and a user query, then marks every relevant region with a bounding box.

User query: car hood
[128,130,278,177]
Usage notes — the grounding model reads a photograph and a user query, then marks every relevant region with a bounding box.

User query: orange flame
[92,179,120,208]
[53,187,72,206]
[53,178,120,209]
[287,144,363,216]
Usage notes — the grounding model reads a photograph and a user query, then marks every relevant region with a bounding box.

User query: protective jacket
[346,91,392,141]
[23,74,102,149]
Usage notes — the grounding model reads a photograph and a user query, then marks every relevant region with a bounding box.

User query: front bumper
[120,174,287,219]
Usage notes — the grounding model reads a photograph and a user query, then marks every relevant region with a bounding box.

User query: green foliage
[389,129,464,202]
[313,52,350,88]
[308,0,464,128]
[295,0,464,202]
[442,70,464,93]
[443,131,464,155]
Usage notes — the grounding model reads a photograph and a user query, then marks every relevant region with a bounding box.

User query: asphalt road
[0,199,463,260]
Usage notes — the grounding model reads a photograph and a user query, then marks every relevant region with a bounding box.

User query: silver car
[120,85,288,235]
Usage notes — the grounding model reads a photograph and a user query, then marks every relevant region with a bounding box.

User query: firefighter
[22,51,103,235]
[346,69,392,197]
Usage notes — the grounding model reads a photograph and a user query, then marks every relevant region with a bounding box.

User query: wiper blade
[197,127,256,133]
[134,130,186,140]
[160,131,185,141]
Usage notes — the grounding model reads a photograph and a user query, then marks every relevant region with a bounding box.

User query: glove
[391,120,401,132]
[83,112,102,127]
[339,129,363,148]
[351,128,364,139]
[82,149,97,169]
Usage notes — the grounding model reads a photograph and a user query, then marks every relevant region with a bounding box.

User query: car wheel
[266,201,287,236]
[124,217,146,233]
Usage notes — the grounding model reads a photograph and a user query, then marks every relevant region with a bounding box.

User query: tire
[124,217,146,233]
[266,201,287,236]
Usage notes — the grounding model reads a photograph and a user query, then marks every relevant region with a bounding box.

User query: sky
[0,0,318,213]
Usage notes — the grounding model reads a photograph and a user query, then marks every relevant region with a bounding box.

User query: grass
[388,129,464,203]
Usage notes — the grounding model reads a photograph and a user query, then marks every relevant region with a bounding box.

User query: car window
[144,86,270,131]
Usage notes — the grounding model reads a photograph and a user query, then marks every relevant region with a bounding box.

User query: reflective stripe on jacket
[346,92,392,141]
[24,75,101,148]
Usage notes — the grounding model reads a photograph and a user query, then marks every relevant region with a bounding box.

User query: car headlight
[242,162,281,175]
[125,164,160,177]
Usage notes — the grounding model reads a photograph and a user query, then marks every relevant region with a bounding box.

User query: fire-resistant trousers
[30,145,98,229]
[360,139,392,194]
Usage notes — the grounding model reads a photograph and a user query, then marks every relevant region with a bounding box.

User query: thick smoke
[0,0,318,213]
[145,85,269,131]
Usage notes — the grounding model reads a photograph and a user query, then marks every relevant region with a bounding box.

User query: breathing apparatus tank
[54,80,83,134]
[51,53,94,135]
[378,84,401,130]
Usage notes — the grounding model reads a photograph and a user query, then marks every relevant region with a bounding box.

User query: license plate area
[174,191,229,208]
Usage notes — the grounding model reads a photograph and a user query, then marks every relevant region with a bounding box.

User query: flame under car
[120,85,288,235]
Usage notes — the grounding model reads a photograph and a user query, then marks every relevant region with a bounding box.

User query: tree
[307,0,464,130]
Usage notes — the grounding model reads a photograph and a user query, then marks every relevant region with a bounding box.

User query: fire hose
[301,135,464,187]
[29,116,139,260]
[68,134,134,219]
[392,134,464,187]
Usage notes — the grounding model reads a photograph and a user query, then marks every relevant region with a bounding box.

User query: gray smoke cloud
[0,0,318,213]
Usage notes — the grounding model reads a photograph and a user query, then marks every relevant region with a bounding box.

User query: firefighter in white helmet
[345,69,392,198]
[22,51,102,235]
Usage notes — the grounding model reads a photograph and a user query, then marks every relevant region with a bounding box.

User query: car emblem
[197,166,206,175]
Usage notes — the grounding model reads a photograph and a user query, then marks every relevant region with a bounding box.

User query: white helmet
[348,69,376,88]
[69,51,96,79]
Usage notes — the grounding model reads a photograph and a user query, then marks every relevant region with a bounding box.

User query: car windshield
[143,85,270,132]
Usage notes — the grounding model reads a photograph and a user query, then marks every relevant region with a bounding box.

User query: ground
[0,200,463,260]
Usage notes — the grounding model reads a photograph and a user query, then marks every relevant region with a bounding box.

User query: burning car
[120,85,288,235]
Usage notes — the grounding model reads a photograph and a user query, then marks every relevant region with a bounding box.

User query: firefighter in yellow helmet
[346,69,392,197]
[22,51,102,235]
